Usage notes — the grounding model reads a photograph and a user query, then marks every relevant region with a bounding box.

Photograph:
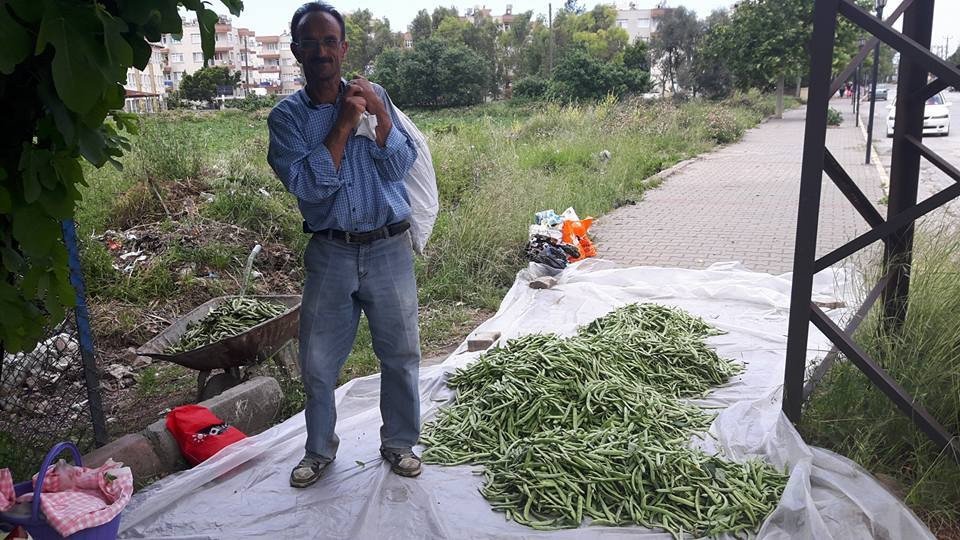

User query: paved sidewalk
[593,100,886,274]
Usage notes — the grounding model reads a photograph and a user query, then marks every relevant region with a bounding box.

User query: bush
[223,94,277,111]
[512,76,550,100]
[827,107,843,126]
[372,38,489,108]
[549,47,651,103]
[705,108,742,144]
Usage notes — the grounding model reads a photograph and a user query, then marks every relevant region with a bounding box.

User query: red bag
[165,405,246,466]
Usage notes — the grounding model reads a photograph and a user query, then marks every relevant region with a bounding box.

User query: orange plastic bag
[561,217,596,262]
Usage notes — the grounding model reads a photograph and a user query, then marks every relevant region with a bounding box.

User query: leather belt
[308,220,410,244]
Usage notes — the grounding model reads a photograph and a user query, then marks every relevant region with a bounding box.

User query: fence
[0,220,107,477]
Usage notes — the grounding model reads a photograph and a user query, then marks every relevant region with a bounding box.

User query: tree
[372,38,488,108]
[179,66,240,104]
[563,0,585,15]
[344,10,397,75]
[550,46,650,102]
[410,9,432,43]
[0,0,242,353]
[704,0,873,115]
[649,6,701,95]
[690,9,733,99]
[431,6,458,29]
[623,39,651,72]
[950,46,960,66]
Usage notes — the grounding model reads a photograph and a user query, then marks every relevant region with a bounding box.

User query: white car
[887,93,951,137]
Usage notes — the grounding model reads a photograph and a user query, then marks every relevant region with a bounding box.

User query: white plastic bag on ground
[394,107,438,255]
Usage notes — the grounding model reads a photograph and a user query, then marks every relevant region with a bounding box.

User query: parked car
[871,87,888,100]
[887,92,951,137]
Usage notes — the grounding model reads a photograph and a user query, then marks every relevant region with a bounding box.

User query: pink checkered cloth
[0,459,133,537]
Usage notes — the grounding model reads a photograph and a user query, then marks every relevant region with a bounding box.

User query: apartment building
[279,32,304,95]
[255,34,283,94]
[615,3,671,44]
[123,43,167,113]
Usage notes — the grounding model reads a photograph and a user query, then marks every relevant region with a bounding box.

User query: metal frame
[784,0,960,460]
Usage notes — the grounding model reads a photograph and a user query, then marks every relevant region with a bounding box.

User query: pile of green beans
[165,297,287,354]
[420,303,787,537]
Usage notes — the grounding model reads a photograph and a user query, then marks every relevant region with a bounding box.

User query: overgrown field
[74,91,789,440]
[803,226,960,537]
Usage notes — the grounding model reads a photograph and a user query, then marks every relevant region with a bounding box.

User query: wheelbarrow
[136,295,301,401]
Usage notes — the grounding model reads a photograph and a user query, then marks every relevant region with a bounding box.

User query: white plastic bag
[394,107,438,255]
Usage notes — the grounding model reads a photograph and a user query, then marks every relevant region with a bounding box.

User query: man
[267,2,422,488]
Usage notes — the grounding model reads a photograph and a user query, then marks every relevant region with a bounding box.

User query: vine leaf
[0,4,31,74]
[36,1,103,115]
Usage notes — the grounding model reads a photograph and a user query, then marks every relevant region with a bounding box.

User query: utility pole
[548,3,554,74]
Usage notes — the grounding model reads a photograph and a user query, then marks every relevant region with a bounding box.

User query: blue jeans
[299,231,421,460]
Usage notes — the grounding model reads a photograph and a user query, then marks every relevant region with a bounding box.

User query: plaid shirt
[267,80,417,233]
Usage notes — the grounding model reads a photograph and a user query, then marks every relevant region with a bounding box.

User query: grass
[802,225,960,532]
[73,91,792,445]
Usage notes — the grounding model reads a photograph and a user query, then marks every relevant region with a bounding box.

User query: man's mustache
[309,58,333,64]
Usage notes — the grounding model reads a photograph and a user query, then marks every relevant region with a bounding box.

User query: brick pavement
[592,100,886,274]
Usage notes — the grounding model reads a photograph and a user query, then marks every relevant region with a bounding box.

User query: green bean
[165,297,287,354]
[420,303,788,538]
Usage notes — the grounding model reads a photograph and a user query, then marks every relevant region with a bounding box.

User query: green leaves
[0,4,32,74]
[1,0,242,353]
[36,1,103,115]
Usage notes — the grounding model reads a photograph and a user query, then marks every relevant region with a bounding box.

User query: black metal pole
[782,0,840,424]
[883,0,934,332]
[865,5,885,164]
[854,64,861,126]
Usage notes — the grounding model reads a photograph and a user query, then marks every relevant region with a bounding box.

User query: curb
[856,106,891,196]
[654,157,699,182]
[83,376,282,484]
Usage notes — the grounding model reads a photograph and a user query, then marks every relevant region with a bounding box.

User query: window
[191,33,201,44]
[637,17,650,27]
[171,53,184,63]
[617,19,628,28]
[170,35,181,44]
[193,52,204,63]
[229,33,234,43]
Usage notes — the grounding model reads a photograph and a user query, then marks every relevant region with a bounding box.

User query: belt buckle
[344,231,353,243]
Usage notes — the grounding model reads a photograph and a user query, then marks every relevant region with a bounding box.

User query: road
[861,85,960,226]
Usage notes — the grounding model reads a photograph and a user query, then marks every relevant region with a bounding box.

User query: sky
[228,0,956,57]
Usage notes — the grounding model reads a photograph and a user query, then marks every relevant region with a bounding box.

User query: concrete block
[467,331,501,352]
[83,433,163,481]
[137,376,283,477]
[204,376,282,436]
[143,416,187,474]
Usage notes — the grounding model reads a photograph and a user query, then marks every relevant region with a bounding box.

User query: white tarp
[118,260,932,539]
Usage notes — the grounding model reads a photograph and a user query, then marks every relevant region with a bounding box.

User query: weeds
[803,226,960,528]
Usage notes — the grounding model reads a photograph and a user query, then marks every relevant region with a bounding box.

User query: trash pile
[0,331,83,414]
[524,208,597,270]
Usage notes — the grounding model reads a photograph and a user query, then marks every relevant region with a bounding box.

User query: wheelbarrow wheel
[200,371,242,401]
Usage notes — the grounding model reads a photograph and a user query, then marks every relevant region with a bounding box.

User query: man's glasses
[295,38,342,51]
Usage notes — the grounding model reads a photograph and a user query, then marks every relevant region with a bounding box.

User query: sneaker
[380,447,422,477]
[289,454,333,488]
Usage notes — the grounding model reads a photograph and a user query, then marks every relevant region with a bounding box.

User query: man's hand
[348,76,385,116]
[348,76,393,147]
[338,84,367,129]
[325,85,366,170]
